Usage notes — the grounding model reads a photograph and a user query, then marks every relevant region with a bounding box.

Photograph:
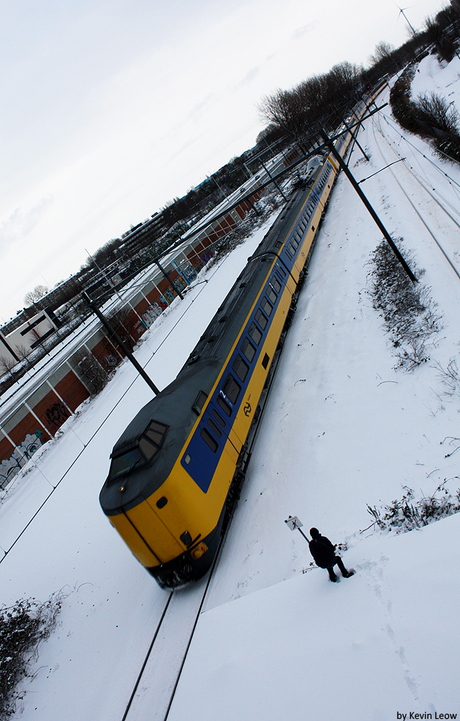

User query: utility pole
[154,260,185,301]
[335,108,369,162]
[82,292,160,395]
[259,158,288,201]
[319,126,417,283]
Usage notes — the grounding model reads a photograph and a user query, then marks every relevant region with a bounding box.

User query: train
[99,124,359,589]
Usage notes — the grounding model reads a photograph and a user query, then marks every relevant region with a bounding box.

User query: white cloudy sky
[0,0,446,321]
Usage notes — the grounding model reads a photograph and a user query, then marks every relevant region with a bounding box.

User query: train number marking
[244,402,252,417]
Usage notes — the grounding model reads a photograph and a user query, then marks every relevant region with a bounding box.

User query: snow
[170,516,460,720]
[2,54,460,720]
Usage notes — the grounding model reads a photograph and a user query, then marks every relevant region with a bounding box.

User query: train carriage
[99,135,356,587]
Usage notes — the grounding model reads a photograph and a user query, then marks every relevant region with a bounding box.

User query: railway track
[370,110,460,281]
[121,534,224,721]
[118,260,316,721]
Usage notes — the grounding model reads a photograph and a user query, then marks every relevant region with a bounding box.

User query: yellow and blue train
[99,129,355,588]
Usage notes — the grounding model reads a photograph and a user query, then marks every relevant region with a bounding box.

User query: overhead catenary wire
[376,112,460,221]
[0,248,247,562]
[370,113,460,281]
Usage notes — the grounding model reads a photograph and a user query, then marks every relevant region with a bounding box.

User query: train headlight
[190,542,208,560]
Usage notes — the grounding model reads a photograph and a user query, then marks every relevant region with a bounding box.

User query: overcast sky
[0,0,446,322]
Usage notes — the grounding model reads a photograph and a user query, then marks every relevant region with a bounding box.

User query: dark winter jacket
[309,534,337,568]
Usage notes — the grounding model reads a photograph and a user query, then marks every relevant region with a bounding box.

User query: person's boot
[337,558,354,578]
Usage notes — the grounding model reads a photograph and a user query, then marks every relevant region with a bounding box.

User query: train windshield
[108,421,168,481]
[109,448,145,479]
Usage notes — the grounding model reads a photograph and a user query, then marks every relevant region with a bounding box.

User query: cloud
[290,20,319,40]
[240,66,262,87]
[0,197,53,251]
[185,92,221,124]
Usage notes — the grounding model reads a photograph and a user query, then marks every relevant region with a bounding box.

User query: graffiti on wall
[160,290,175,306]
[171,260,197,285]
[45,401,70,430]
[103,353,119,370]
[141,303,162,327]
[0,431,43,489]
[200,251,213,265]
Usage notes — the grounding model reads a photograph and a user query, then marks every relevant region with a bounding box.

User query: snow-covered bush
[367,483,460,534]
[0,594,62,719]
[390,67,460,163]
[73,349,110,396]
[368,238,442,370]
[434,358,460,398]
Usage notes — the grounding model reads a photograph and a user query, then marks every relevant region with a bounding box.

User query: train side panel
[100,123,359,586]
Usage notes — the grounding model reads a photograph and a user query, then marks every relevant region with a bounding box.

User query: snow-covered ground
[2,53,460,720]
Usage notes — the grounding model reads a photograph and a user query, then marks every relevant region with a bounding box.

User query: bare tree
[258,88,308,139]
[369,42,395,66]
[258,62,362,141]
[0,355,17,381]
[14,344,34,371]
[24,285,49,308]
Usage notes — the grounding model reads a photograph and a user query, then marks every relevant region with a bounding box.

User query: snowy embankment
[1,53,460,720]
[169,55,460,720]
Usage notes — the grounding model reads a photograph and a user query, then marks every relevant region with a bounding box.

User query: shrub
[368,239,442,370]
[367,483,460,534]
[434,358,460,398]
[73,349,109,396]
[0,594,62,719]
[390,69,460,163]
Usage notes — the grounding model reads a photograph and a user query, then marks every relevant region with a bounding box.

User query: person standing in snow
[308,527,354,582]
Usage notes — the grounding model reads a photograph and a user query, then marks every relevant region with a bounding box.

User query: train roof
[101,358,221,513]
[100,176,321,515]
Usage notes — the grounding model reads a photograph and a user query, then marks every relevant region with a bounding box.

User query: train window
[212,409,226,427]
[207,419,222,438]
[217,395,232,416]
[232,354,249,382]
[291,238,299,249]
[276,265,286,277]
[222,374,241,404]
[255,309,268,330]
[288,242,296,255]
[201,428,218,453]
[271,277,281,294]
[248,322,262,346]
[138,436,158,461]
[266,286,277,304]
[240,336,256,363]
[109,447,144,479]
[261,298,273,317]
[192,390,208,416]
[144,420,168,447]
